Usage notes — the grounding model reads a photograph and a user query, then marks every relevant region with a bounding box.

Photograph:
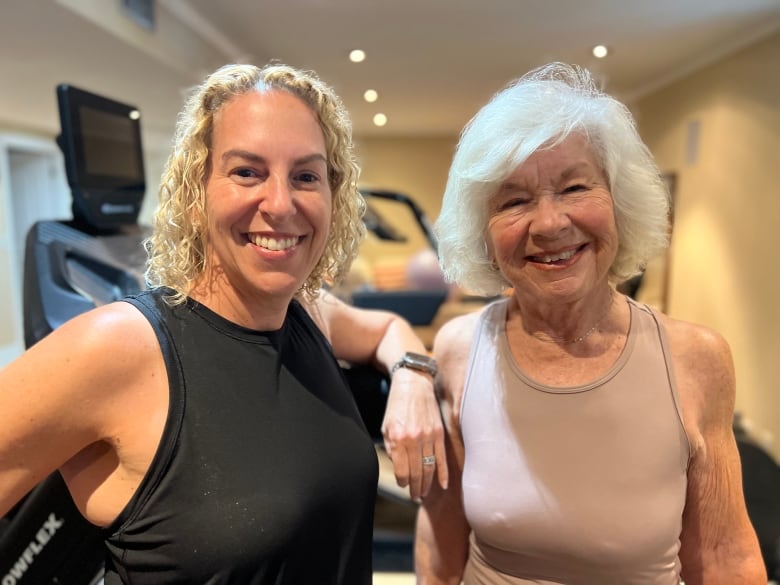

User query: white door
[0,133,71,367]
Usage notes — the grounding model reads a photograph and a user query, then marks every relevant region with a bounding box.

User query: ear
[188,197,207,232]
[484,237,496,264]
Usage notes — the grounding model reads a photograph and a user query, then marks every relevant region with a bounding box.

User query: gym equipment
[0,83,147,585]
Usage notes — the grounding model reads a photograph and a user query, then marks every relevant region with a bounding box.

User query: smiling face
[191,89,331,327]
[486,133,618,305]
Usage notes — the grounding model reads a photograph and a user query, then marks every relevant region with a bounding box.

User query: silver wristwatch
[390,351,438,378]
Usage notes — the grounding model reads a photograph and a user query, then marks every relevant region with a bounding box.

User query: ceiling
[1,0,779,149]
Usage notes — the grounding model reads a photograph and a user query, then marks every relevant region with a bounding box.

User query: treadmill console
[56,84,146,232]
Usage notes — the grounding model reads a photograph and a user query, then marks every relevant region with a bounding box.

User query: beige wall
[354,135,456,267]
[634,31,780,458]
[356,135,456,218]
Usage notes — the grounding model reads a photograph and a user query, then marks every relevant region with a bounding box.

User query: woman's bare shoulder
[58,301,160,369]
[658,314,734,382]
[4,301,161,420]
[658,313,736,439]
[433,306,486,356]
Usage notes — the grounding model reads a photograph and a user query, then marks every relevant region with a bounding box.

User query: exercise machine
[0,83,147,585]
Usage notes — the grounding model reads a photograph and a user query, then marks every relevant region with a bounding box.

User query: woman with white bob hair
[415,62,765,584]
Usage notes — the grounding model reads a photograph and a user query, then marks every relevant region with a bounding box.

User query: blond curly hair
[144,63,364,303]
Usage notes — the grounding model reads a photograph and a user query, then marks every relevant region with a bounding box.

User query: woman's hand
[304,290,449,500]
[381,367,448,501]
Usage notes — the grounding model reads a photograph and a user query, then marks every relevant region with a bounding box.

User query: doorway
[0,132,70,366]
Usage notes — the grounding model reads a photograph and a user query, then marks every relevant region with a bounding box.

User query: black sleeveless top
[102,288,378,584]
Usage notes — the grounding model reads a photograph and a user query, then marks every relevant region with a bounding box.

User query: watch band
[390,351,438,378]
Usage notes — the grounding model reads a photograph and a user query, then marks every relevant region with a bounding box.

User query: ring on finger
[422,455,436,466]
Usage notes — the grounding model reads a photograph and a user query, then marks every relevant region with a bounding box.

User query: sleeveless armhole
[289,299,333,350]
[459,300,505,431]
[635,299,693,470]
[106,294,187,535]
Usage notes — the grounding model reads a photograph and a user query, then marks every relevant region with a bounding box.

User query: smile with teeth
[249,234,301,251]
[529,248,578,264]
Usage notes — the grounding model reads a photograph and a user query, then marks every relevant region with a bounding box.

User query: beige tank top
[460,297,690,584]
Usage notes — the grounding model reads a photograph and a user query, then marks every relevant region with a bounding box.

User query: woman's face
[197,89,331,313]
[486,133,617,304]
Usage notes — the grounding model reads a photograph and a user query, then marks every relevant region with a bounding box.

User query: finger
[387,442,410,488]
[407,447,425,502]
[420,446,436,498]
[434,429,449,491]
[382,425,411,489]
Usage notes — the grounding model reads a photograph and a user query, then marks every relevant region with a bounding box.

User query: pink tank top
[460,298,690,584]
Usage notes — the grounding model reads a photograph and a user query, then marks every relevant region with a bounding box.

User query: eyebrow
[220,149,327,167]
[560,161,597,179]
[497,161,599,192]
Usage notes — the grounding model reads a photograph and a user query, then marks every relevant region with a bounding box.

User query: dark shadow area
[373,495,417,573]
[734,415,780,580]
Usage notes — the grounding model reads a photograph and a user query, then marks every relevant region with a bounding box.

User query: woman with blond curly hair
[0,63,445,584]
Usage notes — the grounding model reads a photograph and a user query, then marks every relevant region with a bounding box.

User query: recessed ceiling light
[363,89,378,103]
[592,45,609,59]
[373,113,387,127]
[349,49,366,63]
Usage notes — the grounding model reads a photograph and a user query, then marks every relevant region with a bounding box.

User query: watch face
[391,352,438,377]
[403,352,437,375]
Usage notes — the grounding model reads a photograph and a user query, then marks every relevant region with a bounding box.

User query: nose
[529,195,570,238]
[257,176,296,221]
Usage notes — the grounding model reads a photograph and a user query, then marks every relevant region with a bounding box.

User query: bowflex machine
[0,84,147,585]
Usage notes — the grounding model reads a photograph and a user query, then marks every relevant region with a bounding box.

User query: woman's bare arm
[415,312,480,583]
[305,290,447,500]
[667,319,766,584]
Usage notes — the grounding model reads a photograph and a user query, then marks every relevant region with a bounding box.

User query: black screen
[80,106,143,181]
[56,84,146,230]
[57,84,145,192]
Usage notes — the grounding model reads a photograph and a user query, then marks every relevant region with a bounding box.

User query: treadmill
[0,84,148,585]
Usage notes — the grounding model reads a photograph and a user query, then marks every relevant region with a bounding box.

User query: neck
[188,279,292,331]
[514,287,616,345]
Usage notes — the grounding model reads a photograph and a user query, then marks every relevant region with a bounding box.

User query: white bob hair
[435,62,671,296]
